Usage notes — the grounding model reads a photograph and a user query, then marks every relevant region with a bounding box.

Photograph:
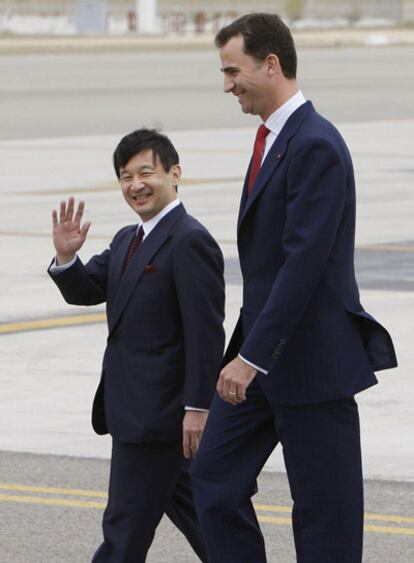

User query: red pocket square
[144,264,157,273]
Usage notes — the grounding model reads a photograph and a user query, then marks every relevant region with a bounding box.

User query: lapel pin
[276,153,282,160]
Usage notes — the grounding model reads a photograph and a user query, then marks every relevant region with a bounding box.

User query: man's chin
[240,101,255,115]
[131,202,150,218]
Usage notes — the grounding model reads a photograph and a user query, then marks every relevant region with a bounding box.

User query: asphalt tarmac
[0,46,414,140]
[1,451,413,563]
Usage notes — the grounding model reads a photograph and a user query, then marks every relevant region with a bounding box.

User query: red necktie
[125,225,144,268]
[247,124,270,193]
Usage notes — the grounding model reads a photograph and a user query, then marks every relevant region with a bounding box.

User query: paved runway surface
[0,42,413,561]
[1,451,413,563]
[1,46,414,140]
[226,243,414,291]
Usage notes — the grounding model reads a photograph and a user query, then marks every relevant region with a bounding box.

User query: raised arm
[49,196,107,306]
[52,196,91,265]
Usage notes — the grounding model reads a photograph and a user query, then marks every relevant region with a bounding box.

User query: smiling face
[119,149,181,222]
[219,34,279,121]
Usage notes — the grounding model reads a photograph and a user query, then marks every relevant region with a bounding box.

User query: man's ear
[266,53,282,77]
[171,164,182,186]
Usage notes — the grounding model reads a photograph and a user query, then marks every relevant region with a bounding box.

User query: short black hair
[113,128,179,179]
[215,13,297,79]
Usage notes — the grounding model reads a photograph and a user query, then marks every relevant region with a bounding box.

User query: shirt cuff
[238,354,268,375]
[184,406,208,412]
[49,255,77,273]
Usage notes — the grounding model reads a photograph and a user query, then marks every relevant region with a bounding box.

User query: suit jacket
[49,204,225,443]
[226,101,397,406]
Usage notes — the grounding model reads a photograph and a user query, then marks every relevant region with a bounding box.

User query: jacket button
[243,276,249,283]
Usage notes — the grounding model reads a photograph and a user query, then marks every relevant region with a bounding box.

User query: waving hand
[52,197,91,265]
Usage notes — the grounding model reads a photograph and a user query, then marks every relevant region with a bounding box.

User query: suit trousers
[92,439,208,563]
[191,379,363,563]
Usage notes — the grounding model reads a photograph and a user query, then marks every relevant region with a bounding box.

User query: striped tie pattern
[125,225,144,268]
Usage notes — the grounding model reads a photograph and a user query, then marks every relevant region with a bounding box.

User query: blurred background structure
[0,0,413,35]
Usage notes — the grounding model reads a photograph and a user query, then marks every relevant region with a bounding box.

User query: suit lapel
[108,203,186,334]
[237,101,315,234]
[237,162,251,227]
[110,226,137,294]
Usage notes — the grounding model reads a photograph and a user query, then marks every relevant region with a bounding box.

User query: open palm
[52,197,91,263]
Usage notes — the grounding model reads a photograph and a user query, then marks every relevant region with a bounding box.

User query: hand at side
[182,410,209,459]
[217,356,257,405]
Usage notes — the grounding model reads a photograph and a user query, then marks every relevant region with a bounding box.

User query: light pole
[136,0,158,34]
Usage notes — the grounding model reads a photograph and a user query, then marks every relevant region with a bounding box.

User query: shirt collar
[264,90,307,138]
[138,198,180,238]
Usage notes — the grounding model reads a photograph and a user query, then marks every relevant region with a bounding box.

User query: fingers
[74,199,85,227]
[59,200,66,223]
[229,387,242,403]
[217,357,257,405]
[190,434,200,456]
[56,197,85,225]
[183,430,191,459]
[228,389,242,405]
[182,411,207,458]
[217,371,235,401]
[66,196,75,222]
[52,197,89,257]
[223,378,239,405]
[80,220,92,240]
[217,372,241,405]
[183,430,200,459]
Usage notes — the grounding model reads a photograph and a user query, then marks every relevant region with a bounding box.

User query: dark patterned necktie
[247,124,270,193]
[125,226,144,268]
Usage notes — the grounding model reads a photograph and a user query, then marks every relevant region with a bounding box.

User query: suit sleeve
[173,229,225,409]
[48,226,133,305]
[240,138,348,372]
[48,251,109,306]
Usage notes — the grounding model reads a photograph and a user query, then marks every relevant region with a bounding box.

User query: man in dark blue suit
[48,129,225,562]
[191,13,397,563]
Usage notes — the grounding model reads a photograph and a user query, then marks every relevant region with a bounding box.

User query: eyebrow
[220,65,239,73]
[120,165,154,176]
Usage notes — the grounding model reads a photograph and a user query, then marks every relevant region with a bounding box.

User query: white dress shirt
[262,90,307,162]
[139,198,181,239]
[239,91,307,375]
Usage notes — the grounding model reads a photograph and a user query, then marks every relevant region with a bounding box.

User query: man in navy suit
[191,13,397,563]
[48,128,225,562]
